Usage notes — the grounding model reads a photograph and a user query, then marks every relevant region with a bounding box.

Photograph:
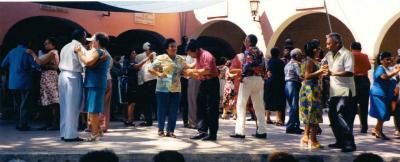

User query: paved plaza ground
[0,114,400,162]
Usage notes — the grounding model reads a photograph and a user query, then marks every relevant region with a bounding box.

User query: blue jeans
[284,81,301,130]
[156,92,181,132]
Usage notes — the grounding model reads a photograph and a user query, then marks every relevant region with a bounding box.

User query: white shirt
[136,52,157,85]
[323,47,356,97]
[186,55,195,64]
[59,40,87,73]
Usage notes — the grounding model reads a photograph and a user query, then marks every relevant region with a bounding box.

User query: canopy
[39,0,226,13]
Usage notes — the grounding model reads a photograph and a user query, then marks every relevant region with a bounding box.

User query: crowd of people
[2,28,400,153]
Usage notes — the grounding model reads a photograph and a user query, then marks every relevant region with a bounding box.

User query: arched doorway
[1,16,86,58]
[192,20,247,61]
[267,12,355,56]
[0,16,86,115]
[197,36,236,64]
[115,29,165,56]
[376,14,400,60]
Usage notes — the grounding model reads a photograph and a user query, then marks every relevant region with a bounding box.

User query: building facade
[1,1,400,63]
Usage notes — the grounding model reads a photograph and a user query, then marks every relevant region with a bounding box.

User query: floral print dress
[222,70,236,107]
[299,59,323,124]
[39,50,60,106]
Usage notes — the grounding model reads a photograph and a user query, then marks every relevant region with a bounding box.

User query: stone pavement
[0,114,400,162]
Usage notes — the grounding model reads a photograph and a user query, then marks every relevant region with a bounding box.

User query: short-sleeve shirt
[150,54,186,93]
[84,49,111,89]
[1,45,37,90]
[370,65,396,98]
[323,47,356,97]
[241,46,265,77]
[352,50,371,76]
[194,49,218,80]
[123,59,139,90]
[284,59,301,82]
[59,40,87,73]
[136,52,157,85]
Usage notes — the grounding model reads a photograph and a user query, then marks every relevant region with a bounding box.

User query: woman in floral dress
[221,61,237,119]
[26,37,60,130]
[299,41,328,149]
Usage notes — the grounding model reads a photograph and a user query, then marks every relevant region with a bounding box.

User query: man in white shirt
[324,32,356,152]
[135,42,157,126]
[58,29,87,142]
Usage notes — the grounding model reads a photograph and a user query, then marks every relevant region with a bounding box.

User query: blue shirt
[370,65,396,97]
[123,58,139,90]
[84,49,111,89]
[1,45,36,90]
[284,59,301,82]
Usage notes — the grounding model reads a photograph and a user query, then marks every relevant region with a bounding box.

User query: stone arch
[374,12,400,62]
[191,20,247,60]
[115,29,165,56]
[1,16,86,58]
[266,12,355,56]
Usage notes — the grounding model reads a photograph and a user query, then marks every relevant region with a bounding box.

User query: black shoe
[202,135,217,141]
[183,123,189,128]
[230,134,245,139]
[286,129,303,134]
[266,120,275,124]
[252,133,267,139]
[60,137,65,141]
[328,143,343,149]
[375,133,391,140]
[78,124,87,131]
[124,121,135,127]
[190,133,208,140]
[139,122,152,127]
[341,145,356,152]
[16,125,31,131]
[360,128,368,134]
[64,137,84,142]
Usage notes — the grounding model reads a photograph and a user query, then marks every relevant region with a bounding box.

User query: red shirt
[230,54,243,92]
[195,48,218,80]
[352,50,371,76]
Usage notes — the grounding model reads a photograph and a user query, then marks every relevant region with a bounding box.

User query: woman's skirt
[85,87,106,113]
[369,94,391,121]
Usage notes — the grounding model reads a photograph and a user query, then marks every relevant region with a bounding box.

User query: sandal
[166,132,176,138]
[375,132,391,140]
[275,122,285,126]
[221,114,228,120]
[84,134,100,142]
[371,129,377,136]
[309,141,324,149]
[300,136,309,147]
[158,130,166,137]
[394,131,400,138]
[232,115,237,120]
